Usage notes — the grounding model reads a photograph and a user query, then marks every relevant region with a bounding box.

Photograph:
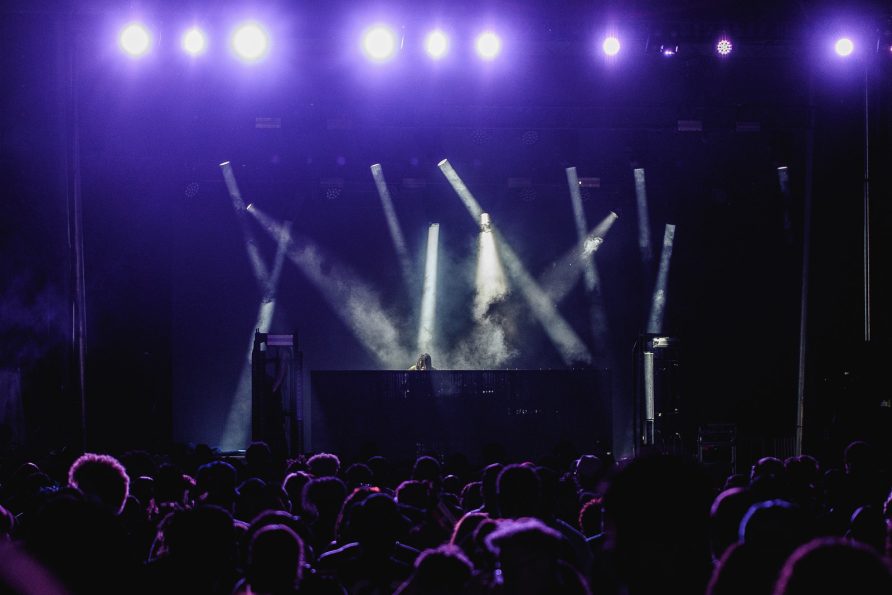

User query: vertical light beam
[474,213,508,320]
[633,168,653,264]
[438,159,591,365]
[371,164,414,297]
[417,224,440,354]
[647,224,676,334]
[219,220,292,451]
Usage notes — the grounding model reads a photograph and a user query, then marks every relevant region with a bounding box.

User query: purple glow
[661,44,677,57]
[602,36,620,56]
[475,31,502,60]
[834,37,854,57]
[716,39,733,56]
[232,23,269,62]
[425,30,449,59]
[363,26,397,61]
[182,28,207,56]
[119,23,151,57]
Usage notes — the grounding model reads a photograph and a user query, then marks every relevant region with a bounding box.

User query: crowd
[0,439,889,594]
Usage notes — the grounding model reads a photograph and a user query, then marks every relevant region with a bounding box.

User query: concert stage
[307,369,612,463]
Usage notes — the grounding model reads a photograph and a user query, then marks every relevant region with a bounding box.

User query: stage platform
[307,369,611,463]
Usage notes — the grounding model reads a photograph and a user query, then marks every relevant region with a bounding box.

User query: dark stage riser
[308,369,611,463]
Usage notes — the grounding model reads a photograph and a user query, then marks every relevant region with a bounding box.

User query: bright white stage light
[475,213,508,320]
[232,23,269,61]
[475,31,502,60]
[834,37,854,57]
[371,164,414,297]
[633,168,653,264]
[425,30,449,58]
[417,224,440,354]
[182,28,207,55]
[363,26,398,61]
[602,36,621,56]
[716,39,733,56]
[438,159,591,365]
[647,224,676,334]
[119,23,151,56]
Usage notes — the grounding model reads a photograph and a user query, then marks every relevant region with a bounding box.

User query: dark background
[1,1,890,464]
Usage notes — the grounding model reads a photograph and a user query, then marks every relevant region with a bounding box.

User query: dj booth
[306,369,611,462]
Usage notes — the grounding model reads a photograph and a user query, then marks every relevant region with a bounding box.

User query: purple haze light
[363,26,398,61]
[716,39,733,56]
[834,37,854,57]
[425,30,449,59]
[119,23,151,56]
[182,28,207,56]
[232,23,269,62]
[475,31,502,60]
[602,36,621,56]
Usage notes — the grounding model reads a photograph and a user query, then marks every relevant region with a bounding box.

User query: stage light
[425,29,449,59]
[182,27,207,56]
[417,224,440,354]
[660,44,678,57]
[602,36,620,56]
[475,31,502,60]
[633,168,653,264]
[371,164,414,298]
[474,213,508,321]
[232,23,269,61]
[363,26,398,61]
[716,38,733,56]
[835,37,854,57]
[647,224,676,334]
[439,159,591,365]
[119,23,151,56]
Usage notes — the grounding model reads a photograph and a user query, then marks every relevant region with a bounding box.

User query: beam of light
[219,221,291,451]
[363,25,398,61]
[249,206,411,368]
[438,159,591,365]
[566,167,598,292]
[371,164,414,297]
[474,213,508,320]
[564,167,615,367]
[834,37,854,57]
[232,22,269,62]
[633,168,653,264]
[445,212,516,370]
[119,23,151,56]
[539,212,618,304]
[220,161,270,285]
[417,224,440,354]
[646,224,676,334]
[475,31,502,60]
[602,36,620,56]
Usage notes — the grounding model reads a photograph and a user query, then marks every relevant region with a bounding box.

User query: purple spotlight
[425,30,449,59]
[834,37,854,57]
[182,28,207,56]
[475,31,502,60]
[363,26,397,61]
[716,39,733,56]
[232,23,269,62]
[602,36,621,56]
[119,23,151,56]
